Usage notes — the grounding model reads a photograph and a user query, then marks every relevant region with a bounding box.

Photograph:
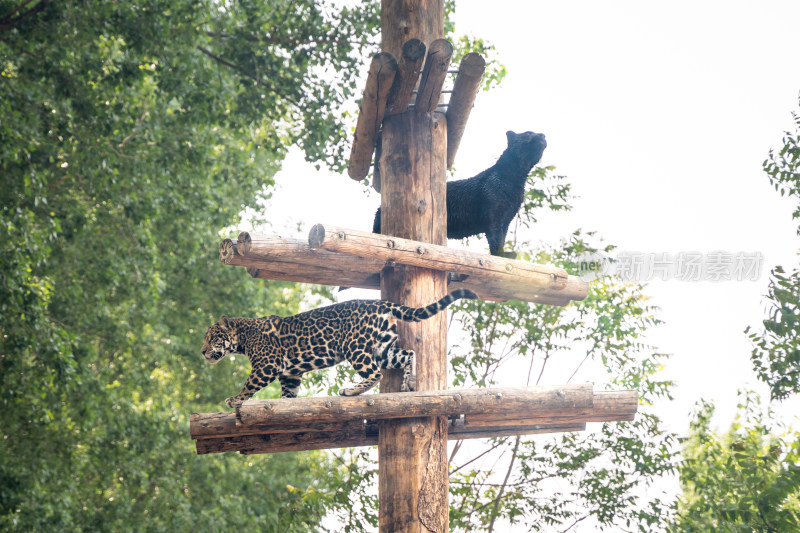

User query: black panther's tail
[389,289,478,322]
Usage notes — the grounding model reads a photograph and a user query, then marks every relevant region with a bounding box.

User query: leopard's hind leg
[372,319,415,392]
[278,375,303,398]
[383,346,415,392]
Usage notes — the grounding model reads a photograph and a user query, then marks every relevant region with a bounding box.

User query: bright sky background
[255,0,800,519]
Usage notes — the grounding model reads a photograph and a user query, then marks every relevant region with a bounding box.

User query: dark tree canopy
[0,0,380,529]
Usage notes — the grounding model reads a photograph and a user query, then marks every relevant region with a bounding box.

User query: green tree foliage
[747,94,800,400]
[445,231,676,531]
[0,0,381,529]
[669,392,800,532]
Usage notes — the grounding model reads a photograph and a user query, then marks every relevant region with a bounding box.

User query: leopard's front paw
[225,396,240,408]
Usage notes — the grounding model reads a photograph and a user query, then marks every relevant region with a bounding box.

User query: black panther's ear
[506,130,517,144]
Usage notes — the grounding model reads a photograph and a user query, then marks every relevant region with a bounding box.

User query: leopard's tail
[391,289,478,322]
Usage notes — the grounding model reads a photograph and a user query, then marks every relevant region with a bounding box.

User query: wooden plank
[446,52,485,168]
[191,412,369,439]
[248,265,381,291]
[234,385,594,427]
[193,419,587,455]
[195,421,370,455]
[415,38,453,113]
[308,223,589,302]
[347,52,398,181]
[385,38,426,115]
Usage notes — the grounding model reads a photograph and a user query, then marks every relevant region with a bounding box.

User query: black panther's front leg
[486,223,507,256]
[486,220,517,258]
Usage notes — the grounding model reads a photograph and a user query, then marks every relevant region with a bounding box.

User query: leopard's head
[201,316,238,364]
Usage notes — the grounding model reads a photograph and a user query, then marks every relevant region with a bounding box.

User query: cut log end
[459,52,486,77]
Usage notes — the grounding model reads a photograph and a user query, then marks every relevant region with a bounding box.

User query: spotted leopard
[201,289,478,407]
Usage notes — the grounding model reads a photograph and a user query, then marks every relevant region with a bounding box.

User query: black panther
[373,130,547,256]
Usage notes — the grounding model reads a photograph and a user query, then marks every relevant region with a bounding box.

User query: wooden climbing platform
[190,385,637,455]
[194,5,638,528]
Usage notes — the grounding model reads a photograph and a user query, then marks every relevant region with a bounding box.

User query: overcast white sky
[256,0,800,452]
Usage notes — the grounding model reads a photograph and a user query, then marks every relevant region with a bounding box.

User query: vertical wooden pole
[378,1,448,531]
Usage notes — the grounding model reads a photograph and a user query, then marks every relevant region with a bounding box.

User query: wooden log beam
[248,265,381,291]
[465,390,638,427]
[190,389,636,455]
[309,223,589,302]
[414,38,453,113]
[220,233,573,304]
[385,38,427,115]
[194,420,586,455]
[348,52,398,182]
[223,233,385,279]
[190,388,634,443]
[446,52,485,168]
[234,385,593,427]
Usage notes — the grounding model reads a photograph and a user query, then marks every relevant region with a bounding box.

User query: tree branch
[0,0,50,32]
[487,436,521,533]
[205,31,362,47]
[196,45,302,108]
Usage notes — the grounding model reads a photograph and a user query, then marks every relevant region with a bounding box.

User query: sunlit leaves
[670,392,800,532]
[747,93,800,400]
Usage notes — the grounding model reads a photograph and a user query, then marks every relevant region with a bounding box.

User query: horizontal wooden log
[191,413,370,439]
[235,385,593,427]
[385,39,426,115]
[225,233,385,275]
[222,233,572,305]
[415,39,452,113]
[465,390,638,427]
[194,419,586,455]
[248,265,381,291]
[191,387,623,442]
[195,422,372,455]
[446,52,485,168]
[308,224,589,302]
[348,52,398,181]
[448,420,586,441]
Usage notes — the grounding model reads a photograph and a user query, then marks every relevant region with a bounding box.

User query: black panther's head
[506,130,547,167]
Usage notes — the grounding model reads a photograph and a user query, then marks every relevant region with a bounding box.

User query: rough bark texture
[385,38,427,116]
[234,385,594,427]
[348,52,398,181]
[446,53,485,168]
[415,39,452,113]
[379,3,447,529]
[308,223,588,303]
[193,419,587,455]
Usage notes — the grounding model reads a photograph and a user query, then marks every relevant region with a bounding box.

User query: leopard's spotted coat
[201,289,477,407]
